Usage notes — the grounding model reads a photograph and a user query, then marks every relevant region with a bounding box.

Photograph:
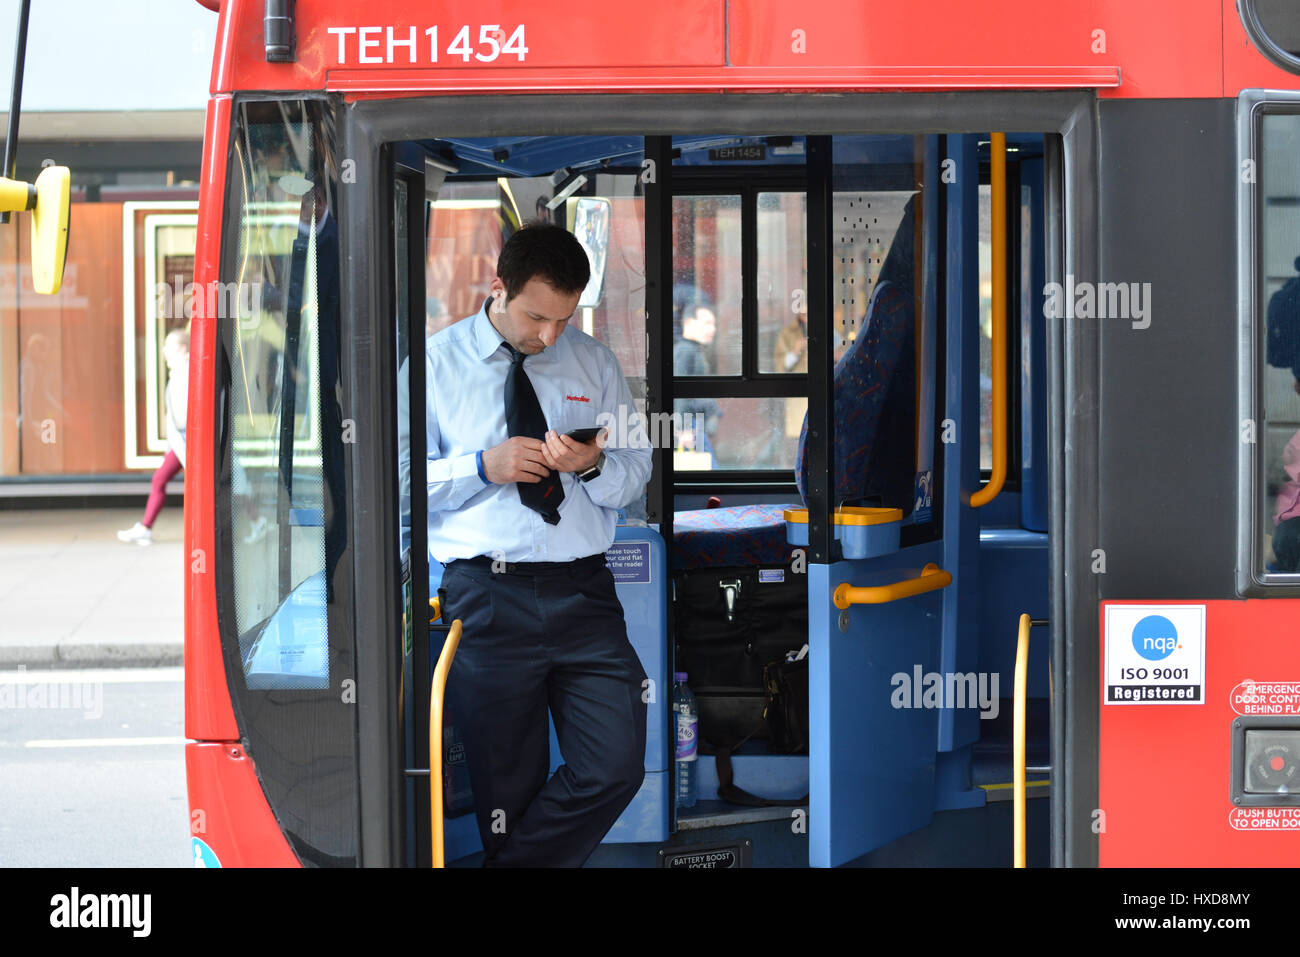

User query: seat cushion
[672,504,797,570]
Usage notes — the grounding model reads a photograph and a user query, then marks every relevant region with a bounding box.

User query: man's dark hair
[497,221,591,300]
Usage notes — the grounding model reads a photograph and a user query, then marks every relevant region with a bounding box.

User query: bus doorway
[391,127,1057,867]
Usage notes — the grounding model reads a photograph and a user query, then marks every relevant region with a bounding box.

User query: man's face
[489,276,580,354]
[684,307,717,346]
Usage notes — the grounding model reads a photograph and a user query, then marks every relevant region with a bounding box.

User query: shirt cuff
[476,450,489,483]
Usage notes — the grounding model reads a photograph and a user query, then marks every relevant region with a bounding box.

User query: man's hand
[482,436,552,484]
[541,429,603,473]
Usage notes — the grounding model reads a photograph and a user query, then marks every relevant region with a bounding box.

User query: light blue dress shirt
[425,301,651,565]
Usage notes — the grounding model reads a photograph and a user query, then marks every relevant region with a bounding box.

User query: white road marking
[0,667,184,684]
[24,736,186,749]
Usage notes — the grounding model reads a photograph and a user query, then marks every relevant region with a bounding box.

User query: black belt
[450,553,606,576]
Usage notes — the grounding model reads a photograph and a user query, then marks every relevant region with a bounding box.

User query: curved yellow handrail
[971,131,1007,508]
[429,596,441,623]
[430,618,462,868]
[1013,613,1030,868]
[832,563,952,609]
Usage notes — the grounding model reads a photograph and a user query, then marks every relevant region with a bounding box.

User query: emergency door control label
[1104,604,1206,704]
[1230,680,1300,716]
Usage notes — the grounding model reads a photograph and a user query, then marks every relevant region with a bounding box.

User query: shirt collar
[472,299,508,361]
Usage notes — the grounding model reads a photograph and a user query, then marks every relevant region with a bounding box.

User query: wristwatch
[578,452,605,483]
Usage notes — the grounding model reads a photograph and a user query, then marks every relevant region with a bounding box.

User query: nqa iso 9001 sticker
[1104,604,1206,705]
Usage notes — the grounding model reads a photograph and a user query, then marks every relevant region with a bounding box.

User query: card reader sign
[1103,604,1205,705]
[607,542,651,584]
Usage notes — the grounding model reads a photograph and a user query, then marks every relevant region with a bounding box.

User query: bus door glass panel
[808,135,941,867]
[226,104,329,676]
[1259,113,1300,579]
[218,100,358,864]
[829,146,933,522]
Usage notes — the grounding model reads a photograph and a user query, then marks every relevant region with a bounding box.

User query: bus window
[672,194,742,378]
[1258,112,1300,578]
[224,104,330,676]
[758,190,809,376]
[672,188,807,472]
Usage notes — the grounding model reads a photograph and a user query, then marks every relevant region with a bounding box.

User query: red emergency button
[1272,756,1286,772]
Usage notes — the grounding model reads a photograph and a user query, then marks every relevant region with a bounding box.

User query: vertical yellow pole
[1013,613,1030,868]
[430,618,461,868]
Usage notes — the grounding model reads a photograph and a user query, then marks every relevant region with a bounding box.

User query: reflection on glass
[225,105,328,688]
[672,195,741,376]
[673,396,799,471]
[1260,113,1300,575]
[757,191,810,443]
[979,183,993,471]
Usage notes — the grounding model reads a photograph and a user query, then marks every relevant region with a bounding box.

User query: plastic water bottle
[673,672,698,808]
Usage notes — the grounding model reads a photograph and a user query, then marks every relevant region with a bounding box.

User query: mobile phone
[565,427,604,443]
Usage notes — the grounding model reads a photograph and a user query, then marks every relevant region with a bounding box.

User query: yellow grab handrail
[971,131,1007,508]
[1013,613,1030,868]
[832,563,952,609]
[430,617,462,868]
[429,596,441,623]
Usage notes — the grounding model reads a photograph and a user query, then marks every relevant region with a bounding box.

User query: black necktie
[503,343,563,525]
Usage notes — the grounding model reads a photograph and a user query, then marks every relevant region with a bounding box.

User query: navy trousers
[441,554,647,867]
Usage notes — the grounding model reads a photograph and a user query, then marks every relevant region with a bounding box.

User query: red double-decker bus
[184,0,1300,867]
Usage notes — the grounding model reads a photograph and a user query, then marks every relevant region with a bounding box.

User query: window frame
[669,171,808,483]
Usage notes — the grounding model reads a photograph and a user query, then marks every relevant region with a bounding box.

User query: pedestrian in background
[118,328,189,545]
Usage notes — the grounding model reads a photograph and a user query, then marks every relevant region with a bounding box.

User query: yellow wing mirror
[0,165,70,294]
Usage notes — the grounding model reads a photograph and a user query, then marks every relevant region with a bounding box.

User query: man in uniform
[427,222,652,866]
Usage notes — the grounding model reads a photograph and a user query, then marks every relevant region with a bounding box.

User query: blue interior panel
[693,753,809,803]
[976,528,1050,699]
[810,545,945,868]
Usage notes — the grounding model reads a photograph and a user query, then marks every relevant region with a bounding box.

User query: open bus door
[799,135,956,867]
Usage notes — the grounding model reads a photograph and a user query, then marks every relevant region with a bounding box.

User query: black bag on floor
[763,653,809,755]
[673,564,807,751]
[696,651,810,807]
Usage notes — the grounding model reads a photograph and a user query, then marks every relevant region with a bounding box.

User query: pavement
[0,508,185,670]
